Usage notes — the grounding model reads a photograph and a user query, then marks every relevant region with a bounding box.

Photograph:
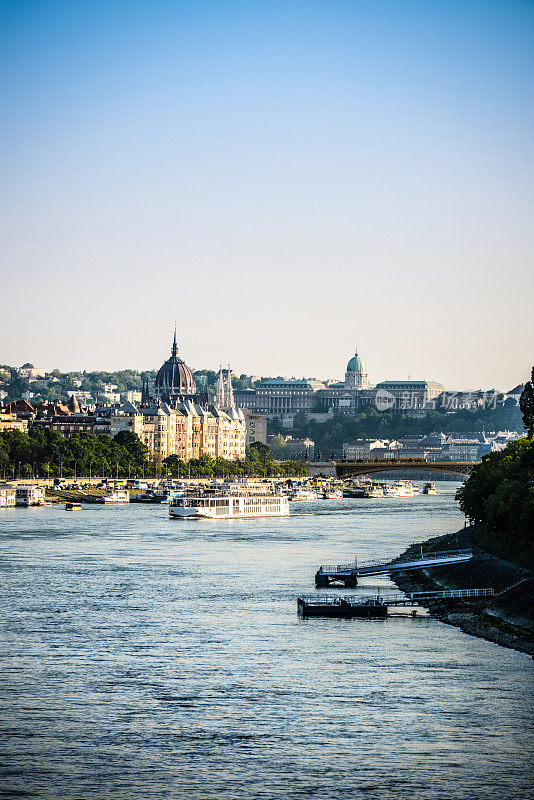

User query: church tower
[215,367,236,410]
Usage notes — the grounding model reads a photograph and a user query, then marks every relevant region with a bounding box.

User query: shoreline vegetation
[394,376,534,657]
[393,526,534,656]
[394,394,534,655]
[0,428,308,479]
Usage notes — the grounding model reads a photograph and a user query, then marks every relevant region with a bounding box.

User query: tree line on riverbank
[456,370,534,565]
[163,443,308,477]
[0,427,308,479]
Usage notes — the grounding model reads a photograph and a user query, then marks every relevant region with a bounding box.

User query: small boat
[323,489,343,499]
[423,482,437,495]
[65,502,82,511]
[102,489,130,504]
[132,489,173,504]
[363,484,384,498]
[343,484,366,497]
[290,489,318,502]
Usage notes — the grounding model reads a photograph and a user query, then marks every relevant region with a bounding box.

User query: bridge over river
[334,458,477,478]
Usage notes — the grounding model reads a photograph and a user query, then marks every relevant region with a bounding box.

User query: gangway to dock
[298,587,494,618]
[315,549,473,587]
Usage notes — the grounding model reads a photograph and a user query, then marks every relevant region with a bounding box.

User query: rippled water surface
[1,484,533,799]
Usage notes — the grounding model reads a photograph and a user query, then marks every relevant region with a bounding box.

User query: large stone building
[0,408,28,433]
[98,337,247,463]
[233,349,445,420]
[7,335,247,465]
[242,409,267,445]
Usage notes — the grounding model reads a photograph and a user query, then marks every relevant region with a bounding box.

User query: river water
[1,484,533,800]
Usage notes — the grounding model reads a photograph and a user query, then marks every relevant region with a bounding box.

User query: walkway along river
[0,483,532,799]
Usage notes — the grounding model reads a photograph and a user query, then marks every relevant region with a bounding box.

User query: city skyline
[2,335,526,395]
[2,1,533,390]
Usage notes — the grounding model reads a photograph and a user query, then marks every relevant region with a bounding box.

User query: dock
[298,588,495,618]
[315,549,473,587]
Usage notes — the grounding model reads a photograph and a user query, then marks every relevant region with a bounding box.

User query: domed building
[345,349,368,389]
[154,331,197,401]
[125,331,246,463]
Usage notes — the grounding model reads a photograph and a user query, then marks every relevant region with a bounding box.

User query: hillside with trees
[274,401,525,458]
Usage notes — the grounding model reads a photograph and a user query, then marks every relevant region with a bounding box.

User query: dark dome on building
[154,332,196,398]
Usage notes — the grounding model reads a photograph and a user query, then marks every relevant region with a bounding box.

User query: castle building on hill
[233,348,446,419]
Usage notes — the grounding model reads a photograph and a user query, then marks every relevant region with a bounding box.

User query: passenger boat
[132,489,173,503]
[169,493,290,519]
[423,482,437,495]
[65,502,82,511]
[102,489,130,504]
[322,489,343,499]
[290,489,317,502]
[383,480,418,498]
[363,484,384,498]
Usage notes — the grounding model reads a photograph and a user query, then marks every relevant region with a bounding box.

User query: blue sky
[1,0,533,389]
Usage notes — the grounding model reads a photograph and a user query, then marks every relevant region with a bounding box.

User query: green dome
[346,352,366,373]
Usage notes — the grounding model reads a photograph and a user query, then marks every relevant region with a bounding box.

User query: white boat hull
[169,494,290,520]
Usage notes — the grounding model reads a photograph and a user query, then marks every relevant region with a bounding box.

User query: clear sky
[1,0,533,390]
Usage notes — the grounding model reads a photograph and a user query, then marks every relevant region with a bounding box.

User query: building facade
[96,340,247,463]
[233,350,446,420]
[242,410,267,446]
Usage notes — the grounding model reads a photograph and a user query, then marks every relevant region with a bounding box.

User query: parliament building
[99,334,247,463]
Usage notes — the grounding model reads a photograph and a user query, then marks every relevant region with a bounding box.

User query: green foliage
[0,427,151,478]
[519,366,534,437]
[456,437,534,559]
[113,430,149,462]
[282,402,525,457]
[162,443,308,478]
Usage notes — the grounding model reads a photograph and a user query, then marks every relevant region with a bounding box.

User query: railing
[299,595,384,606]
[318,563,356,574]
[408,588,494,600]
[318,550,473,575]
[336,459,477,465]
[299,587,494,605]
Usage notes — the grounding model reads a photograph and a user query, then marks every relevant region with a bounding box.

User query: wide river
[1,484,533,800]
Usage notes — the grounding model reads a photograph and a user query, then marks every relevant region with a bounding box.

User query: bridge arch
[334,458,475,479]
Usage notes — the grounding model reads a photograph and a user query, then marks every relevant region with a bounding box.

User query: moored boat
[102,489,130,504]
[363,484,384,498]
[169,492,290,519]
[290,489,318,502]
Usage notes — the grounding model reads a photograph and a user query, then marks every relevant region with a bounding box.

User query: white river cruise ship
[169,493,290,520]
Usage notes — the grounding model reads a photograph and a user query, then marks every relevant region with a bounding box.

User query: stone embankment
[393,526,534,656]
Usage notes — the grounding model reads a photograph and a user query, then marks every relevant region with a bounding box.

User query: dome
[346,351,366,373]
[155,333,196,397]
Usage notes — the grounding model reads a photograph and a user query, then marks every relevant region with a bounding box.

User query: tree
[113,430,149,463]
[456,437,534,560]
[519,366,534,438]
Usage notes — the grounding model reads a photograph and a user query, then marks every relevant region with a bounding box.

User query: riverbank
[393,526,534,656]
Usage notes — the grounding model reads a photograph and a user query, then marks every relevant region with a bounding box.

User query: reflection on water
[1,484,532,799]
